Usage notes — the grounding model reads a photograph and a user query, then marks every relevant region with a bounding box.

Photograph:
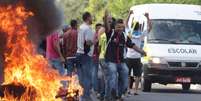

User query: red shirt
[63,28,78,57]
[46,32,60,60]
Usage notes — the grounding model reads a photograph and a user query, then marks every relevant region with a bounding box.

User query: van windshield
[148,20,201,45]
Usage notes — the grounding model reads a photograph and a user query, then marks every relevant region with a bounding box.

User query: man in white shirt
[76,12,94,101]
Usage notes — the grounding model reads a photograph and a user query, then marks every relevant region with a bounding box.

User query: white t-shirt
[127,38,142,59]
[126,29,145,59]
[77,23,94,56]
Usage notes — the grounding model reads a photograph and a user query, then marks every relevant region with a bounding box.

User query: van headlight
[152,58,161,64]
[149,57,167,64]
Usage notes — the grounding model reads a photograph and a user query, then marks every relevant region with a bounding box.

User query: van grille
[168,62,198,67]
[168,62,181,67]
[186,62,198,67]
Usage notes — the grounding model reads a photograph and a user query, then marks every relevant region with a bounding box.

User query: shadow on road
[151,88,201,94]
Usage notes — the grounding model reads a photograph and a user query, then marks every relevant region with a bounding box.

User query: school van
[128,4,201,92]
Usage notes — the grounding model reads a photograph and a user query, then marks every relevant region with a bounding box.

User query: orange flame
[0,1,82,101]
[66,75,83,97]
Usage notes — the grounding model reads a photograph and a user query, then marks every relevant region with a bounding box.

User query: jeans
[92,60,99,92]
[49,58,65,75]
[98,59,106,99]
[66,57,77,76]
[117,63,129,97]
[49,58,66,86]
[104,62,128,100]
[76,53,93,101]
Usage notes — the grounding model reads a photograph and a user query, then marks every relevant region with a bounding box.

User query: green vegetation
[58,0,201,24]
[57,0,88,23]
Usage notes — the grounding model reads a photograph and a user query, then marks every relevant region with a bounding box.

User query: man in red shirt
[46,30,66,85]
[63,20,78,75]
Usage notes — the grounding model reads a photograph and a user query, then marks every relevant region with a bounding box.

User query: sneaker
[134,93,139,96]
[128,89,135,96]
[103,98,112,101]
[116,98,124,101]
[98,96,104,101]
[96,93,101,97]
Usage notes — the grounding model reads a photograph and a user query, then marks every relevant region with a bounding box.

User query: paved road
[91,84,201,101]
[125,84,201,101]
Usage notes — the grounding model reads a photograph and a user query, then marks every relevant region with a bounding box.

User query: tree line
[58,0,201,24]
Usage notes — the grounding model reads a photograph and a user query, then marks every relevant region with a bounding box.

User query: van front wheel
[141,77,152,92]
[182,83,191,91]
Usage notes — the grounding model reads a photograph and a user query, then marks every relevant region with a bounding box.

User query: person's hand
[105,9,110,18]
[60,57,65,63]
[98,27,105,38]
[86,40,93,46]
[144,13,149,18]
[141,50,147,56]
[129,10,134,14]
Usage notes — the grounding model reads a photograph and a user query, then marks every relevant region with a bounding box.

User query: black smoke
[0,0,64,41]
[0,0,64,83]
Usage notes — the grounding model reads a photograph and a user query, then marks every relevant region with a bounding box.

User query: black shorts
[126,58,142,77]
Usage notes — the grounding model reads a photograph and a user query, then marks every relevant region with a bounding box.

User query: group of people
[42,10,151,101]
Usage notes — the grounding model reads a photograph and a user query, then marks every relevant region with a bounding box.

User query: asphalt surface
[92,84,201,101]
[125,84,201,101]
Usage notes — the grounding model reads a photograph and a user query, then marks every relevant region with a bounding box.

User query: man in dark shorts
[126,57,142,95]
[126,12,151,95]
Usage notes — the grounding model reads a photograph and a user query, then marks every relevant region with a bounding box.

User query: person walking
[46,30,66,85]
[97,23,107,101]
[76,12,94,101]
[92,23,103,94]
[125,11,151,95]
[63,20,78,76]
[105,18,146,101]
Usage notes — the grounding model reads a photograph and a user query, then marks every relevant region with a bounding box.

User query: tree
[58,0,201,24]
[57,0,89,24]
[85,0,107,23]
[85,0,201,23]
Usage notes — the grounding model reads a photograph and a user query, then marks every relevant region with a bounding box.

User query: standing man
[46,30,66,83]
[126,11,151,95]
[104,19,146,101]
[97,24,107,101]
[76,12,94,101]
[63,20,78,75]
[92,23,103,94]
[126,22,143,95]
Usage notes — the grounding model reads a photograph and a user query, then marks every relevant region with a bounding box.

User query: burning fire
[66,75,83,97]
[0,1,82,101]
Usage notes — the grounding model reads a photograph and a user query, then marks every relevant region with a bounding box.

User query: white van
[128,4,201,92]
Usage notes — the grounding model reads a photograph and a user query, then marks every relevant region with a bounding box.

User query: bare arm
[104,10,111,34]
[145,13,152,33]
[132,45,146,56]
[125,10,133,28]
[54,37,65,62]
[98,27,105,39]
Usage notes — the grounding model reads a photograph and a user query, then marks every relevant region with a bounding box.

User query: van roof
[130,4,201,21]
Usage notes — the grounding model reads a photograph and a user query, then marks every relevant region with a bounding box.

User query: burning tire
[0,83,37,100]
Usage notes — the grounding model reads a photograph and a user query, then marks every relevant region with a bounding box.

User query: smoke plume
[0,0,64,83]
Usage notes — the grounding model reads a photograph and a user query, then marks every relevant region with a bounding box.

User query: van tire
[182,83,191,91]
[141,78,152,92]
